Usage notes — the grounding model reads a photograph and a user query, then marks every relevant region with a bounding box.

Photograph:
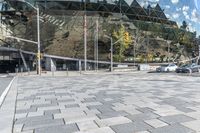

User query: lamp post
[104,35,123,72]
[23,1,41,75]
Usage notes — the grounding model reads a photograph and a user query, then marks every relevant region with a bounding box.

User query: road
[0,76,13,96]
[2,72,200,133]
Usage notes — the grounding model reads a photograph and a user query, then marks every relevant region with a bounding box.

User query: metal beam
[19,50,28,71]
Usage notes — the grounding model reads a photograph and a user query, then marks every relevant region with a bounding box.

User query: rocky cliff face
[0,10,193,63]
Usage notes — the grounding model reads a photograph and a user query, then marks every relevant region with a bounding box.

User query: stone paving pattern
[13,73,200,133]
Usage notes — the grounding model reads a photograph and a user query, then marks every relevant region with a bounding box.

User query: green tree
[112,24,132,62]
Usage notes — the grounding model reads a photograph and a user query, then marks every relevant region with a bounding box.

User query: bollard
[66,68,69,76]
[28,68,30,75]
[15,68,18,76]
[20,68,23,76]
[52,71,54,77]
[80,67,82,75]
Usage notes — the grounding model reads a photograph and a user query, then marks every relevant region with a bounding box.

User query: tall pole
[146,34,149,64]
[198,43,200,64]
[96,19,98,71]
[167,41,170,63]
[37,6,41,75]
[111,37,113,72]
[84,1,87,71]
[94,28,96,70]
[195,43,200,65]
[134,41,135,66]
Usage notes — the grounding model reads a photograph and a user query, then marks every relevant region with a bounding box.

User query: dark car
[176,64,200,73]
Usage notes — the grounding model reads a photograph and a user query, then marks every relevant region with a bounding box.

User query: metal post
[198,44,200,64]
[134,42,135,66]
[94,29,96,71]
[111,37,113,72]
[84,1,87,71]
[146,35,149,64]
[167,41,170,63]
[66,68,69,76]
[37,6,41,75]
[96,19,99,71]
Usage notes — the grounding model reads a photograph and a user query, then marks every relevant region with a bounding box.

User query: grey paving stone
[44,109,60,116]
[136,107,155,113]
[16,107,37,114]
[57,99,75,103]
[34,124,78,133]
[175,107,195,113]
[31,103,57,108]
[97,111,129,119]
[15,115,53,125]
[161,98,188,106]
[55,93,70,96]
[159,114,195,124]
[82,98,97,103]
[37,92,55,96]
[23,118,64,130]
[87,104,112,110]
[45,98,57,101]
[111,121,153,133]
[126,112,160,122]
[150,124,195,133]
[97,107,115,113]
[65,104,80,108]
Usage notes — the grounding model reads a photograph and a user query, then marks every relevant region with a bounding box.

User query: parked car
[176,64,200,73]
[156,63,178,72]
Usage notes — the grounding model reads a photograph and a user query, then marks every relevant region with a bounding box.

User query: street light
[17,0,41,75]
[104,35,123,72]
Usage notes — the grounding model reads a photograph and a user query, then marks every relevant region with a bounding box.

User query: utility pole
[111,37,113,72]
[37,5,41,75]
[94,27,96,71]
[96,19,98,71]
[84,0,87,71]
[167,40,170,63]
[146,33,149,64]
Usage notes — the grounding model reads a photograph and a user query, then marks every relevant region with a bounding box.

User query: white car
[156,63,178,72]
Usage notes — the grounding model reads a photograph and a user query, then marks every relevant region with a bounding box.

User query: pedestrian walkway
[1,72,200,133]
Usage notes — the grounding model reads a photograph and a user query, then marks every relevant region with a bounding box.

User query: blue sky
[130,0,200,36]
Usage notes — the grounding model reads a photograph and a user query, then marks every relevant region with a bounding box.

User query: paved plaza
[1,72,200,133]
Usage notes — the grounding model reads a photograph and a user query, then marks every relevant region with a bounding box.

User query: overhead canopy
[1,0,177,26]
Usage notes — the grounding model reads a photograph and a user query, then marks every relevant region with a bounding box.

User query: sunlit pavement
[0,76,13,96]
[1,72,200,133]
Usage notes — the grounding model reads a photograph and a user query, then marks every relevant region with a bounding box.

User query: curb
[0,77,16,108]
[0,76,17,133]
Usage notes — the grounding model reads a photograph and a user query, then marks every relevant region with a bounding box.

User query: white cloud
[148,0,160,2]
[183,11,190,20]
[137,0,159,7]
[184,13,190,19]
[182,6,189,12]
[187,23,195,32]
[164,5,171,9]
[172,13,180,19]
[181,6,190,20]
[139,1,146,7]
[176,8,181,11]
[171,0,179,4]
[191,9,200,23]
[165,14,170,18]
